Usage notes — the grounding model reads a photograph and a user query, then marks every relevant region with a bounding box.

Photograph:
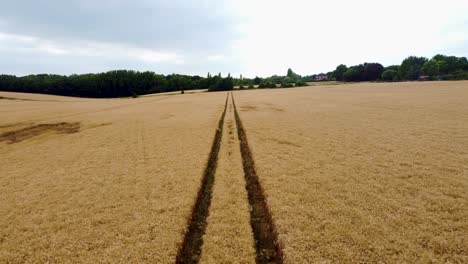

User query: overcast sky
[0,0,467,77]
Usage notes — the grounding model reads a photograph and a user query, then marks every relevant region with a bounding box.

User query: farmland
[0,91,227,263]
[1,81,468,263]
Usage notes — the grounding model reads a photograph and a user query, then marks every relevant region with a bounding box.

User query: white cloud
[226,0,468,76]
[0,31,183,64]
[0,32,35,44]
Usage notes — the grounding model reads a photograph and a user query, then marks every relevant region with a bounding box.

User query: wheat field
[0,91,226,263]
[1,81,467,263]
[234,81,468,263]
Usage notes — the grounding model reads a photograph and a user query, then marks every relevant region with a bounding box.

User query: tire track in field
[232,94,284,264]
[176,92,230,264]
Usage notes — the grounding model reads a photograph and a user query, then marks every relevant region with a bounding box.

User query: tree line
[233,54,468,88]
[233,68,307,88]
[332,54,468,82]
[0,71,234,98]
[1,54,467,98]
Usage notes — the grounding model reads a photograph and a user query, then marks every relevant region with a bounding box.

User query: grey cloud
[0,0,244,76]
[0,0,238,53]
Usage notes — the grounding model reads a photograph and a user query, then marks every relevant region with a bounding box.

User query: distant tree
[0,70,235,97]
[422,59,440,77]
[343,66,362,82]
[283,77,294,84]
[258,81,276,88]
[362,63,384,81]
[208,76,233,92]
[399,56,428,80]
[2,53,466,98]
[253,76,262,85]
[437,60,449,74]
[461,57,468,71]
[286,68,301,81]
[295,81,307,87]
[381,70,398,82]
[333,64,348,81]
[384,65,400,72]
[432,54,468,74]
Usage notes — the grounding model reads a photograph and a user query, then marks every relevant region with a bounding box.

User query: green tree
[422,59,440,77]
[286,68,301,81]
[333,64,348,81]
[399,56,428,80]
[432,54,468,74]
[381,70,398,81]
[253,76,262,85]
[208,77,233,92]
[343,67,362,82]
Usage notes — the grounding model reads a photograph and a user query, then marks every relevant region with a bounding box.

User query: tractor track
[176,92,230,264]
[232,94,284,264]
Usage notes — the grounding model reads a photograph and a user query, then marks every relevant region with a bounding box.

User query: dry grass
[0,91,227,263]
[233,81,468,263]
[200,97,256,264]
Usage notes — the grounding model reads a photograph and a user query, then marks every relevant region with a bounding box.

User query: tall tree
[362,63,384,81]
[422,59,440,77]
[333,64,348,81]
[399,56,428,80]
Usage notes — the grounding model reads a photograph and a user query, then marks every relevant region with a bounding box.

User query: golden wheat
[1,81,467,263]
[0,91,227,263]
[233,81,468,263]
[200,95,256,264]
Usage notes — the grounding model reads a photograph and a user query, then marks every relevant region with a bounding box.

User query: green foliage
[253,76,262,85]
[455,72,468,80]
[343,67,362,82]
[340,63,384,82]
[2,54,467,98]
[282,77,294,84]
[399,56,428,80]
[258,82,277,88]
[431,54,467,75]
[281,83,294,88]
[362,63,384,81]
[0,71,234,98]
[208,76,234,92]
[422,59,440,77]
[286,68,301,81]
[333,64,348,81]
[381,70,398,81]
[295,81,307,87]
